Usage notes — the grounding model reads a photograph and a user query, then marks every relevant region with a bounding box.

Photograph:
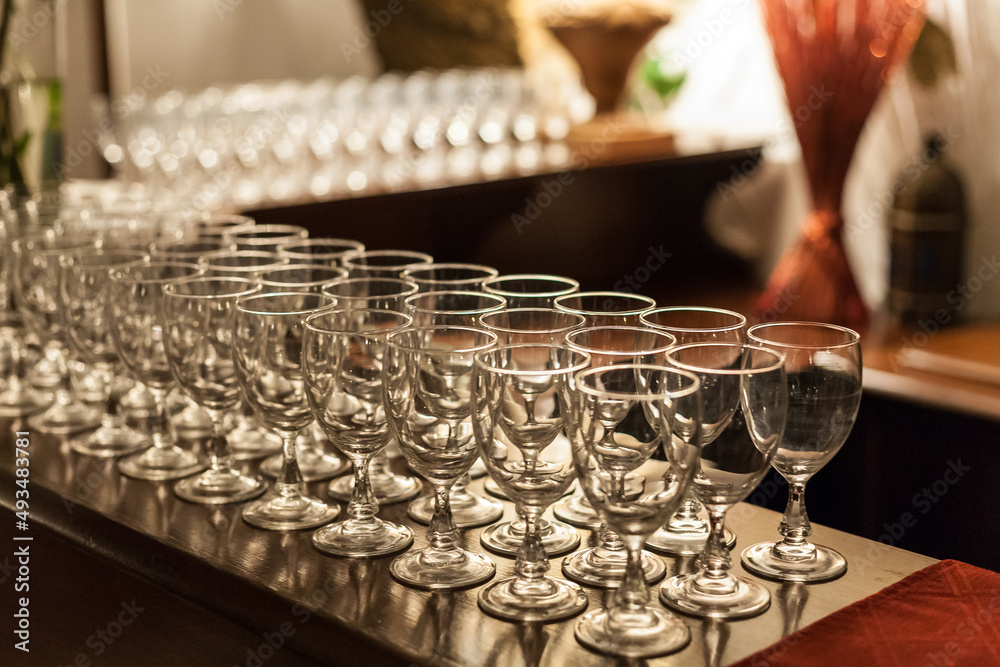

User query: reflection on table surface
[0,420,935,666]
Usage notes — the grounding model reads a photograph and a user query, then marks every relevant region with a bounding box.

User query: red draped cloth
[734,560,1000,667]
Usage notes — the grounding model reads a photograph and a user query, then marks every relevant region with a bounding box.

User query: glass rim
[320,276,420,299]
[304,308,413,335]
[226,224,308,239]
[565,326,676,357]
[666,342,786,375]
[639,306,747,333]
[478,308,587,334]
[60,248,148,268]
[386,325,498,354]
[401,262,500,284]
[341,248,435,269]
[481,273,580,298]
[553,291,657,316]
[257,264,349,287]
[109,260,203,284]
[276,237,365,256]
[162,275,260,300]
[235,291,337,317]
[575,363,701,401]
[473,343,591,376]
[747,321,861,350]
[404,289,507,315]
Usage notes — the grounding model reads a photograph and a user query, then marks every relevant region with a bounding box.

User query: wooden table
[0,417,936,666]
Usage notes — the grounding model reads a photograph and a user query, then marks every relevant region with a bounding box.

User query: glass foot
[121,383,156,420]
[171,401,214,440]
[174,469,266,505]
[646,525,737,556]
[228,422,283,460]
[481,518,580,558]
[485,478,577,502]
[562,547,665,588]
[390,547,496,590]
[260,445,350,482]
[68,423,150,458]
[117,446,206,481]
[479,576,588,623]
[312,520,413,558]
[0,382,51,417]
[575,606,690,659]
[659,572,771,620]
[552,492,601,529]
[328,469,421,504]
[242,494,340,531]
[28,399,101,435]
[408,489,503,528]
[741,541,847,583]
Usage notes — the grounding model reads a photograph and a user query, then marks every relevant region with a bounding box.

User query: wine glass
[304,308,415,556]
[320,277,423,503]
[198,249,289,459]
[385,326,498,589]
[559,326,676,589]
[566,364,702,658]
[108,260,208,479]
[162,275,267,504]
[639,306,747,555]
[553,291,656,326]
[741,322,862,582]
[276,237,365,267]
[401,263,500,292]
[658,343,787,619]
[11,232,102,433]
[341,249,434,279]
[482,274,580,308]
[472,343,591,621]
[59,248,151,456]
[403,290,507,528]
[234,292,342,530]
[477,307,586,557]
[226,224,308,253]
[252,265,351,483]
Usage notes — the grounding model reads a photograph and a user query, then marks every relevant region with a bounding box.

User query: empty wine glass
[385,326,498,589]
[60,248,151,456]
[566,364,702,658]
[741,322,862,583]
[234,292,342,530]
[482,274,579,308]
[276,237,365,267]
[163,275,266,504]
[341,249,434,279]
[401,263,499,292]
[109,260,208,479]
[404,290,507,528]
[256,265,349,293]
[477,308,586,557]
[558,326,676,590]
[226,224,308,253]
[304,308,415,556]
[473,343,591,621]
[553,291,656,326]
[659,343,787,619]
[11,232,102,433]
[320,277,423,503]
[199,249,290,278]
[640,306,747,556]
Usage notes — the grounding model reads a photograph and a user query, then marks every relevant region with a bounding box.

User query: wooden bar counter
[1,418,936,666]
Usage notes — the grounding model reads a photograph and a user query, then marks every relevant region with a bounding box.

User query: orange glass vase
[756,0,925,330]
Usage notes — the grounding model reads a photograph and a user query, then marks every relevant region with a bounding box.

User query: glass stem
[346,455,378,526]
[698,509,732,580]
[615,541,650,613]
[512,507,549,595]
[101,364,125,426]
[205,408,235,473]
[147,387,176,450]
[779,481,811,546]
[426,483,459,553]
[274,429,305,500]
[53,345,76,405]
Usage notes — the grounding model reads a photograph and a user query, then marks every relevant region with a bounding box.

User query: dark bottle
[887,133,967,324]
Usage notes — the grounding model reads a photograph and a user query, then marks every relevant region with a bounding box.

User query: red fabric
[733,560,1000,667]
